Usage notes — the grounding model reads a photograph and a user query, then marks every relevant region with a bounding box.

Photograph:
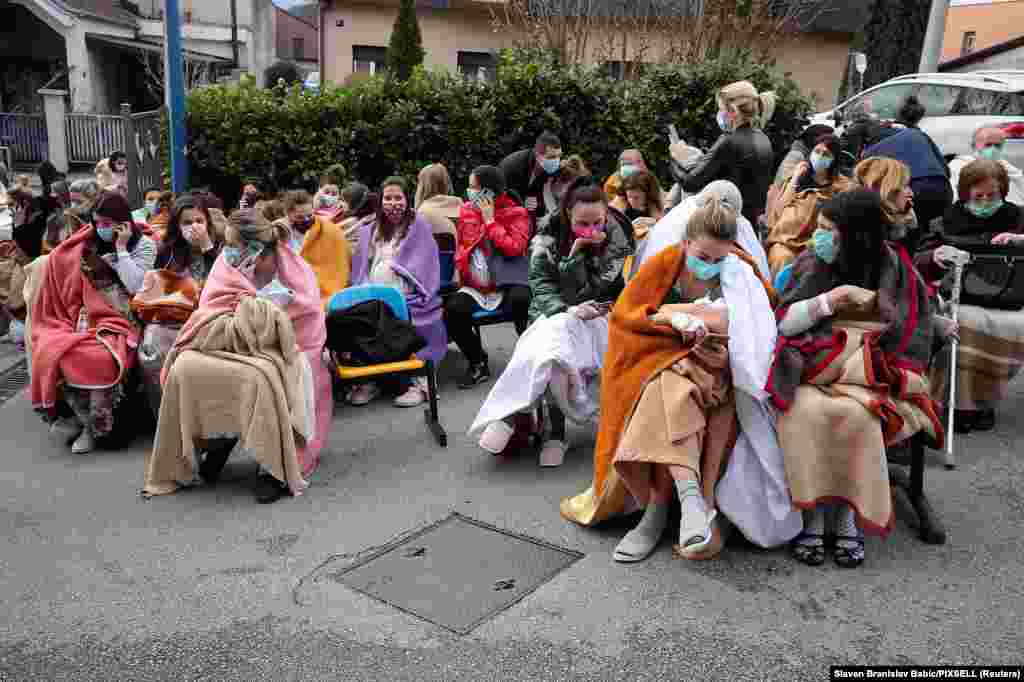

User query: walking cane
[944,258,967,469]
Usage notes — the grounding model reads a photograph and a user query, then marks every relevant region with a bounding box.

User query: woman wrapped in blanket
[768,189,943,568]
[561,195,796,562]
[144,208,331,504]
[469,181,633,467]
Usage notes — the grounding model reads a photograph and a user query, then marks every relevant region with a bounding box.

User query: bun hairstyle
[226,207,290,246]
[718,80,777,130]
[687,194,738,242]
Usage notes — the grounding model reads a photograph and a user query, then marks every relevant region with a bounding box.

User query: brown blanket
[143,295,309,496]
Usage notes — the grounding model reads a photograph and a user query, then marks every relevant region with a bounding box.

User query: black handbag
[325,300,426,364]
[943,236,1024,311]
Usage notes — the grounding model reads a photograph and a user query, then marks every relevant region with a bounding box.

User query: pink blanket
[30,226,139,412]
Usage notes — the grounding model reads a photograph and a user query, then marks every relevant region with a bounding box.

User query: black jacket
[671,126,774,225]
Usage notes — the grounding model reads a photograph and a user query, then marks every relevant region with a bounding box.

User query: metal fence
[66,113,128,164]
[0,113,48,164]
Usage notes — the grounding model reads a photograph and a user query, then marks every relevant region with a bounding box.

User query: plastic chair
[327,284,447,447]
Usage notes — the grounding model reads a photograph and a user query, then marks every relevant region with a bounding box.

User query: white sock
[614,502,669,560]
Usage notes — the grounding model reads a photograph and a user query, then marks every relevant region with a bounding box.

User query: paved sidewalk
[0,324,1021,680]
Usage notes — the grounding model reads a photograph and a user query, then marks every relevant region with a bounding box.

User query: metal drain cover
[330,512,583,634]
[0,359,28,406]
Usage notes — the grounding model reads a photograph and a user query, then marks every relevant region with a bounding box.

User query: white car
[811,71,1024,169]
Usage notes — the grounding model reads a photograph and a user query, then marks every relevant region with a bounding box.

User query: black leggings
[444,285,531,365]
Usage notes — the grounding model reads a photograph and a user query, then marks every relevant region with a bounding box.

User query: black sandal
[791,532,826,566]
[833,535,865,568]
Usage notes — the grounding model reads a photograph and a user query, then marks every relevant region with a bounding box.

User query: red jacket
[455,193,530,291]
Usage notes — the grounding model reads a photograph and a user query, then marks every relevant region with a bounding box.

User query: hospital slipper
[673,515,725,561]
[70,431,95,455]
[478,420,514,455]
[539,439,568,467]
[613,503,669,563]
[49,417,83,446]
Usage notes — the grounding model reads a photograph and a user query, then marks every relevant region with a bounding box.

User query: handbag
[130,269,200,324]
[942,236,1024,310]
[325,300,426,364]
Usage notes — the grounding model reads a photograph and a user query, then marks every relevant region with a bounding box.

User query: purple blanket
[351,214,448,363]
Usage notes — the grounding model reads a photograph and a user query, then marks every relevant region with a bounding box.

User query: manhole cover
[0,359,28,406]
[329,512,583,634]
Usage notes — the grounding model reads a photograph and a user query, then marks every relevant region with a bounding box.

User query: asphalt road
[0,326,1021,681]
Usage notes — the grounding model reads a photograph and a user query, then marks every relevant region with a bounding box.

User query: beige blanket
[143,296,309,496]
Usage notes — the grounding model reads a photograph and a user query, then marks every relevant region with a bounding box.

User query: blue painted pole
[164,0,188,192]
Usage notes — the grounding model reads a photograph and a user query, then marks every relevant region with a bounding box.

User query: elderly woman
[347,176,447,408]
[144,209,332,504]
[30,191,157,455]
[672,81,776,226]
[470,181,633,467]
[638,180,769,279]
[133,194,224,417]
[766,134,853,278]
[561,195,796,560]
[768,189,942,568]
[446,165,531,388]
[917,159,1024,433]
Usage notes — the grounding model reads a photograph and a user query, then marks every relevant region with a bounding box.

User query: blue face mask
[223,240,265,267]
[620,163,638,178]
[96,227,115,242]
[541,157,561,175]
[809,151,833,173]
[717,111,731,133]
[686,253,722,281]
[812,228,838,264]
[966,199,1004,219]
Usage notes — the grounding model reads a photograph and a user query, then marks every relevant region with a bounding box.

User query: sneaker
[973,408,996,432]
[478,420,515,454]
[49,417,83,446]
[70,431,95,455]
[458,361,491,389]
[253,474,290,504]
[394,384,427,408]
[348,383,381,406]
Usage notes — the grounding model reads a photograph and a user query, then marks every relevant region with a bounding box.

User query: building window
[353,45,388,75]
[962,31,976,55]
[293,37,305,60]
[457,51,496,81]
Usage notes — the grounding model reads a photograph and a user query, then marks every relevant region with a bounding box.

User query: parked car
[810,71,1024,168]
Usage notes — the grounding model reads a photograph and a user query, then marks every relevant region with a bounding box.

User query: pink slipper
[478,421,514,454]
[539,439,568,467]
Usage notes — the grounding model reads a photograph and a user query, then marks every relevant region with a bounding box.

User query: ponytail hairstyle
[687,194,739,243]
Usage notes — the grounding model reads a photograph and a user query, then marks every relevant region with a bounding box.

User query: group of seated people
[5,80,1024,570]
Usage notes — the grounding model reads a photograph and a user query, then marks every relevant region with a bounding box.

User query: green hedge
[185,54,814,203]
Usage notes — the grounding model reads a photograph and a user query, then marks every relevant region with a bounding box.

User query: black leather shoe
[198,444,232,484]
[458,362,492,389]
[254,474,290,504]
[953,410,975,434]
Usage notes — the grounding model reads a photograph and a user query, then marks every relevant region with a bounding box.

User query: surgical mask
[541,157,561,175]
[224,240,265,267]
[571,223,603,240]
[320,195,339,208]
[809,152,833,173]
[96,226,115,242]
[686,253,722,281]
[717,111,731,133]
[966,199,1004,219]
[620,163,638,178]
[978,145,1004,162]
[812,228,838,264]
[468,188,495,206]
[383,205,406,224]
[145,201,158,216]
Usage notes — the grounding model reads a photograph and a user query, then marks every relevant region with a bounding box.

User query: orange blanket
[560,243,773,526]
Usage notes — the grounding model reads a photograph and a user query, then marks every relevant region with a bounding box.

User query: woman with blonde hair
[414,163,462,239]
[853,157,918,246]
[671,80,776,226]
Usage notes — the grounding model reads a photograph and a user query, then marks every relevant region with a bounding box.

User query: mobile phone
[668,125,681,145]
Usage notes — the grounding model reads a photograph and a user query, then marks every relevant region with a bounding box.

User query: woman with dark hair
[108,151,129,195]
[469,180,634,467]
[612,170,664,243]
[774,124,835,187]
[446,165,531,387]
[864,96,952,246]
[338,182,379,246]
[768,189,942,569]
[133,194,223,416]
[346,176,447,408]
[766,134,853,277]
[30,191,157,455]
